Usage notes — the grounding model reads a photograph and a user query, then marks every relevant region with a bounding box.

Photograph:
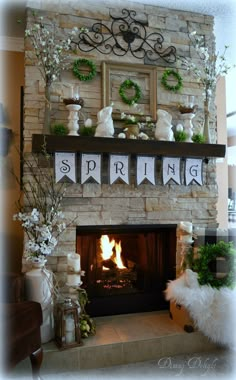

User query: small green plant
[51,123,69,136]
[77,288,96,338]
[192,133,205,143]
[79,125,96,136]
[174,130,187,142]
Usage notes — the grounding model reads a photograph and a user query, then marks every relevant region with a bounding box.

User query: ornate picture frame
[102,62,157,121]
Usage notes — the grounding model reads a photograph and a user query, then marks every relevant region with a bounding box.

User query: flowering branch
[179,31,235,101]
[12,143,74,261]
[25,10,79,86]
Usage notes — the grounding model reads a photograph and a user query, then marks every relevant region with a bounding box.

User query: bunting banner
[136,156,156,185]
[55,152,76,183]
[81,153,101,184]
[185,158,203,185]
[162,157,181,185]
[54,152,205,186]
[109,154,130,184]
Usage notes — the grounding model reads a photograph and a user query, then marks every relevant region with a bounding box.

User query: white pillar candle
[180,235,194,244]
[67,253,81,272]
[179,221,192,234]
[67,273,81,286]
[65,317,75,343]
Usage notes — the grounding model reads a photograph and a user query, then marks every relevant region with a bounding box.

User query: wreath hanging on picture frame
[119,79,142,105]
[161,69,183,93]
[193,241,236,289]
[72,58,97,81]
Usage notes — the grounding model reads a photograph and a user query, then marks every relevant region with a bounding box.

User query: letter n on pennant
[162,157,181,185]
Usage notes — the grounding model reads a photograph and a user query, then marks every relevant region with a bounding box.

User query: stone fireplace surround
[23,1,223,316]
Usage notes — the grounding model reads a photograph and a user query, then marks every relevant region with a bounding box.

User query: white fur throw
[165,269,236,349]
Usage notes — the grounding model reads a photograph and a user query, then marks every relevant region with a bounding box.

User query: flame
[100,235,115,260]
[100,235,126,269]
[114,241,126,269]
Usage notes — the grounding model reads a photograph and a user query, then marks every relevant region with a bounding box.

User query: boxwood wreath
[72,58,97,81]
[193,241,236,289]
[119,79,142,106]
[161,69,183,93]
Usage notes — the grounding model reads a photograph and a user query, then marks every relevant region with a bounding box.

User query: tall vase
[25,260,54,343]
[203,98,211,144]
[43,83,51,135]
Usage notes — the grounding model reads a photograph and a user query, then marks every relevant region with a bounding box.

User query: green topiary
[193,241,236,289]
[174,130,187,142]
[192,133,205,143]
[51,123,69,136]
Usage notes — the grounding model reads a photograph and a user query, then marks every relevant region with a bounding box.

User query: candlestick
[66,104,81,136]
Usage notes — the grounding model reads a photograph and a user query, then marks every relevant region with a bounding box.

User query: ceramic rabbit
[95,106,114,137]
[154,109,174,141]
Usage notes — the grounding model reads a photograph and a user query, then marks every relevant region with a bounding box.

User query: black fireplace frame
[76,224,177,316]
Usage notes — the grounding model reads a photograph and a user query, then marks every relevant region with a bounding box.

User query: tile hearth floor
[7,311,235,379]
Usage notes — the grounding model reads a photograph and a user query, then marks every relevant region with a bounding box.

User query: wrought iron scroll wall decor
[71,9,177,64]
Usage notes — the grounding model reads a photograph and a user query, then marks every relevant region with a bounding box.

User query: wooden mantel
[32,134,226,159]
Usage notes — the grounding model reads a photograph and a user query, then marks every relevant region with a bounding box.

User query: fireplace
[76,224,176,316]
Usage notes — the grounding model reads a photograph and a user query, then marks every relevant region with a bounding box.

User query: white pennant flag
[185,158,203,185]
[55,152,76,183]
[109,155,129,184]
[81,153,101,184]
[136,156,156,185]
[163,157,181,185]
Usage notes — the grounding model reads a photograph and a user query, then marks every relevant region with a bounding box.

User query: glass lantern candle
[54,298,81,349]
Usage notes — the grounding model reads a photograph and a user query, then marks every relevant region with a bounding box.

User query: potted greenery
[51,123,69,136]
[192,133,205,143]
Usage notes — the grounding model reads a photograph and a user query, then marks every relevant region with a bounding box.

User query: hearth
[76,224,176,316]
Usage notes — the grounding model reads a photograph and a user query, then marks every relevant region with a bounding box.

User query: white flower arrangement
[179,31,235,100]
[120,104,154,128]
[13,208,66,261]
[12,145,72,262]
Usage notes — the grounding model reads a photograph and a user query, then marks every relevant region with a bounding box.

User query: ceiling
[1,0,236,136]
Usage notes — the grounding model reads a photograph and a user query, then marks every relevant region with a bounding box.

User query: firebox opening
[77,225,176,317]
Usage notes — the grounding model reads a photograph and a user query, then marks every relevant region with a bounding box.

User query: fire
[100,235,115,260]
[114,241,126,269]
[100,235,126,269]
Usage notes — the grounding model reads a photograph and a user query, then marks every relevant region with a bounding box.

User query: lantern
[55,298,82,349]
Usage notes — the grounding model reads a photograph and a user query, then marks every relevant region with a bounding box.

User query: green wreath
[72,59,97,81]
[119,79,142,105]
[193,241,236,289]
[161,69,183,93]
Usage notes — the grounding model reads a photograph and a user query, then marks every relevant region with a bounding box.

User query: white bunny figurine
[95,106,114,137]
[154,109,175,141]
